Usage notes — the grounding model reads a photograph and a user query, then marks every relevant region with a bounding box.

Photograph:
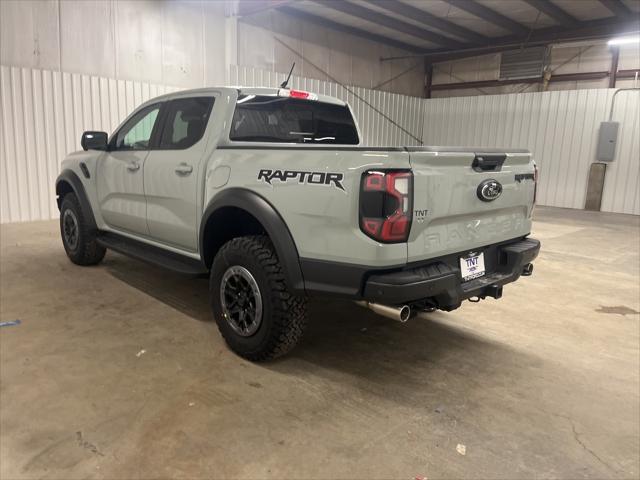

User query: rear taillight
[359,170,413,243]
[533,163,538,204]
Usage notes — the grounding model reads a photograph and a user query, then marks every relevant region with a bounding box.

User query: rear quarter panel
[205,147,411,267]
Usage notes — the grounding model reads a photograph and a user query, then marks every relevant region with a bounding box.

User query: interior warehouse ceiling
[243,0,640,62]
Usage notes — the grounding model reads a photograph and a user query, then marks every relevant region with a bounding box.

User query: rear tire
[59,192,106,266]
[210,235,307,361]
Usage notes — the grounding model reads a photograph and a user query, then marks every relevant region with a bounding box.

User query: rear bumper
[363,238,540,309]
[300,237,540,311]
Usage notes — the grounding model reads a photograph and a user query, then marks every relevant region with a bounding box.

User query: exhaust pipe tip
[356,301,411,323]
[522,263,534,276]
[398,305,411,323]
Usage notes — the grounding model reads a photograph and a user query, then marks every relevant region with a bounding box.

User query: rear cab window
[230,95,359,144]
[159,97,214,150]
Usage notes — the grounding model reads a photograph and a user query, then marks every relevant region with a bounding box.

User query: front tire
[59,192,106,266]
[210,235,307,361]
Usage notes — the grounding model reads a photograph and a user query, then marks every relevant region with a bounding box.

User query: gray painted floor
[1,206,638,479]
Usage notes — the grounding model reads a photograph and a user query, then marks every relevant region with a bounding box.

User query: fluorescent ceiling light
[608,34,640,46]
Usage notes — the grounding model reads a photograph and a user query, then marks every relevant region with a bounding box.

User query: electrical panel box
[596,121,619,162]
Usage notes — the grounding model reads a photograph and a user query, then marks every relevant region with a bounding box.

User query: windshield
[229,95,359,144]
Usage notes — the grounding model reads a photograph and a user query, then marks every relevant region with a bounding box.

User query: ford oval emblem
[477,179,502,202]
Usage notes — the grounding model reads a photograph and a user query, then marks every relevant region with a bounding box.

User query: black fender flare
[199,188,305,294]
[55,169,98,231]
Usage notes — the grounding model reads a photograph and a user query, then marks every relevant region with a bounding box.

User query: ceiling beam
[502,16,638,49]
[316,0,466,48]
[416,16,640,62]
[609,45,620,87]
[617,69,640,78]
[432,69,640,91]
[443,0,530,36]
[364,0,490,44]
[431,71,611,91]
[278,6,424,53]
[521,0,580,28]
[598,0,633,17]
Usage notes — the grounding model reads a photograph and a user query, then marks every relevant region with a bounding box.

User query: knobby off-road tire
[59,192,106,266]
[210,235,307,361]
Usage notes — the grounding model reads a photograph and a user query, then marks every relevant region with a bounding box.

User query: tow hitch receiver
[468,284,503,303]
[486,284,503,299]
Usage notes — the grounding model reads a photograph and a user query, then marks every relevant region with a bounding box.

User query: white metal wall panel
[229,65,424,147]
[2,63,637,223]
[1,64,423,223]
[0,65,178,223]
[0,0,227,89]
[422,88,640,215]
[237,9,426,98]
[431,43,640,97]
[601,90,640,215]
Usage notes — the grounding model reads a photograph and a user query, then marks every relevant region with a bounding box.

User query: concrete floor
[1,206,638,479]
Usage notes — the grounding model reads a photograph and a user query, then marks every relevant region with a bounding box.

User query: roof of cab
[145,86,347,107]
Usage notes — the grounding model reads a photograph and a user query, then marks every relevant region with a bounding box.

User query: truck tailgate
[407,147,535,263]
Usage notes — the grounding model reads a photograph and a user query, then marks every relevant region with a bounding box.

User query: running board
[97,232,208,276]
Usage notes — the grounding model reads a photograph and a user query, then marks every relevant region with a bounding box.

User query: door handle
[126,162,140,172]
[175,163,193,175]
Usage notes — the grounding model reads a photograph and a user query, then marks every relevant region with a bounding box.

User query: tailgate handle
[472,154,506,172]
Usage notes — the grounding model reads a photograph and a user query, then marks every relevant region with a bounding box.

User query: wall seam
[57,0,62,72]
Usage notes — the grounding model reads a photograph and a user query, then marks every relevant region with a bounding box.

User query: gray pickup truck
[56,86,540,361]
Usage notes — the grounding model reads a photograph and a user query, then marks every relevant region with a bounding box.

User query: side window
[159,97,214,150]
[113,104,161,151]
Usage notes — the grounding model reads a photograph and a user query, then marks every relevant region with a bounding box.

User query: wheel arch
[200,188,305,294]
[56,169,97,231]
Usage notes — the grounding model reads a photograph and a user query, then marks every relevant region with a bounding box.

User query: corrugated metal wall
[0,0,228,89]
[236,9,426,98]
[0,64,423,223]
[230,65,425,147]
[1,64,638,223]
[422,89,640,215]
[432,43,640,97]
[0,65,179,223]
[602,89,640,215]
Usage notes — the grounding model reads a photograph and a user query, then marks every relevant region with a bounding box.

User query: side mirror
[81,131,108,151]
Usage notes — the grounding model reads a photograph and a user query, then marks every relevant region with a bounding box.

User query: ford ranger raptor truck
[56,87,540,361]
